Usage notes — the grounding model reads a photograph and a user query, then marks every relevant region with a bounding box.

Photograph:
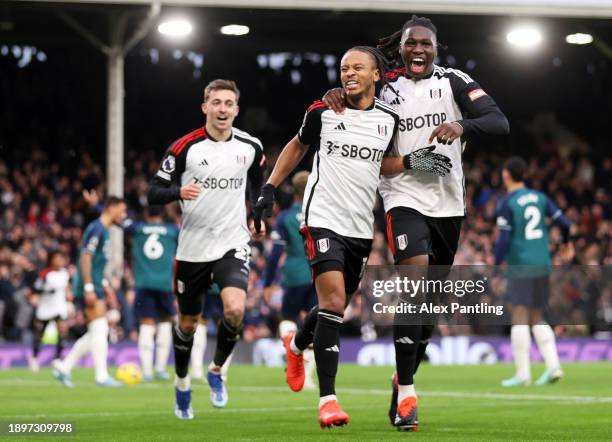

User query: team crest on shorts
[177,280,185,294]
[397,234,408,251]
[317,238,330,253]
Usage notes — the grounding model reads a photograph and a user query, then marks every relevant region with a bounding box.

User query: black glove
[403,146,452,177]
[253,183,276,233]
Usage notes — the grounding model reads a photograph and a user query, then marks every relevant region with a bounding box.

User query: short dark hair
[345,46,390,83]
[504,156,527,182]
[204,79,240,103]
[104,196,125,208]
[47,249,64,266]
[145,205,164,217]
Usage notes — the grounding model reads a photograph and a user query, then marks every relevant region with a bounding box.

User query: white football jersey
[298,99,399,239]
[155,127,265,262]
[379,65,494,217]
[34,268,70,320]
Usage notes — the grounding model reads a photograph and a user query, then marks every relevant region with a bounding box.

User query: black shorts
[386,207,463,265]
[282,284,318,321]
[506,276,550,309]
[174,248,250,316]
[300,226,372,296]
[134,288,176,320]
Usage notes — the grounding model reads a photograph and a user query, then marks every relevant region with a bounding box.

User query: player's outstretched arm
[268,136,309,188]
[253,136,309,232]
[380,146,452,177]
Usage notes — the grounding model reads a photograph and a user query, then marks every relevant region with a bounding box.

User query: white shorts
[36,299,68,321]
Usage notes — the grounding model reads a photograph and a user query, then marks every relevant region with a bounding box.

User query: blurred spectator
[0,135,610,342]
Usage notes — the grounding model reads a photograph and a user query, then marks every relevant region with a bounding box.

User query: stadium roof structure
[19,0,612,18]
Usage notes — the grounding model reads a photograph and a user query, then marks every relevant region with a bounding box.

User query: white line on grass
[2,405,377,420]
[3,378,612,404]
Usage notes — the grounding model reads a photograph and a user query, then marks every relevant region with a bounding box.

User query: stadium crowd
[0,136,610,343]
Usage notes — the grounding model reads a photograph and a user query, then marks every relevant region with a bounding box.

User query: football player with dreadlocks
[324,16,510,431]
[254,46,429,429]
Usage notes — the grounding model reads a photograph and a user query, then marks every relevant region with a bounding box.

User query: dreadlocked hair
[346,46,391,86]
[377,15,438,66]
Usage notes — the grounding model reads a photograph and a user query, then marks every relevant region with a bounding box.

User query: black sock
[313,309,343,397]
[393,322,421,385]
[55,335,64,360]
[172,324,194,378]
[414,324,434,375]
[294,306,318,351]
[213,318,242,367]
[32,320,47,358]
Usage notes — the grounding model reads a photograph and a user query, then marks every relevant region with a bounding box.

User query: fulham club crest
[378,124,388,136]
[429,88,442,100]
[317,238,330,253]
[397,234,408,251]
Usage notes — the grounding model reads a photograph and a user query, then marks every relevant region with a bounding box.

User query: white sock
[304,348,316,386]
[532,323,561,372]
[89,317,110,383]
[511,325,531,381]
[174,375,191,392]
[62,331,91,373]
[220,352,232,381]
[190,323,207,379]
[155,322,173,373]
[319,394,337,408]
[208,360,221,373]
[290,335,303,356]
[398,384,417,403]
[279,320,297,338]
[138,324,155,377]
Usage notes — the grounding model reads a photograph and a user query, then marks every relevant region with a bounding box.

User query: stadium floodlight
[157,19,192,37]
[566,33,593,45]
[220,24,250,36]
[506,27,542,48]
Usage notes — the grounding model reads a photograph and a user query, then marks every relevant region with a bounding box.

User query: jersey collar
[345,98,375,111]
[202,126,233,142]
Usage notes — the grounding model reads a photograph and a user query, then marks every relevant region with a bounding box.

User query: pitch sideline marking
[3,378,612,404]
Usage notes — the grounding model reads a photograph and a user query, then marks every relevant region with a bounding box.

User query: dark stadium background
[1,5,611,161]
[0,3,610,343]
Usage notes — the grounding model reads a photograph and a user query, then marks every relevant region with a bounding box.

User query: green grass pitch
[2,363,611,440]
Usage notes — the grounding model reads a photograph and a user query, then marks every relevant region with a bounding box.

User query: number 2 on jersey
[524,206,543,240]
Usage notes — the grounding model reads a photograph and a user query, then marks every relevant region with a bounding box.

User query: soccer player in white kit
[29,250,70,372]
[324,16,510,430]
[255,47,450,429]
[147,79,266,420]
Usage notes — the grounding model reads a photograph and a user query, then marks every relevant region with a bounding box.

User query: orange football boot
[319,400,349,429]
[395,396,418,431]
[282,333,305,392]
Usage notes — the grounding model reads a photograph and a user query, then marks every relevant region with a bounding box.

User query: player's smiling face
[340,50,380,99]
[400,26,437,79]
[202,89,239,133]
